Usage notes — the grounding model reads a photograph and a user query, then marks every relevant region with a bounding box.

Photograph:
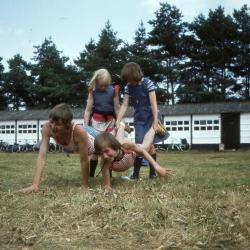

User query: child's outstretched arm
[113,85,120,118]
[74,126,90,191]
[128,143,172,178]
[18,123,50,193]
[101,159,113,192]
[149,91,159,132]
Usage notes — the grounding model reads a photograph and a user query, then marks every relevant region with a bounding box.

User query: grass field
[0,151,250,249]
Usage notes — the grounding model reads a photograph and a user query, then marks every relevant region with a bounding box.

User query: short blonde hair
[88,69,112,91]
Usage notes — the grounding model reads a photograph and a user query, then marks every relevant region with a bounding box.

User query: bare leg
[141,127,156,151]
[115,122,126,144]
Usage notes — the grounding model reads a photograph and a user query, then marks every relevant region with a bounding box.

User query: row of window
[0,130,15,134]
[0,124,38,129]
[165,121,189,126]
[19,124,37,129]
[0,130,38,134]
[165,120,219,126]
[165,119,220,131]
[0,125,15,129]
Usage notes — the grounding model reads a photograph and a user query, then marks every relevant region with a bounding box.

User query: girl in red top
[84,69,120,177]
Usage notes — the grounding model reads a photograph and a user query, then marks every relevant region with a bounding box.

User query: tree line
[0,2,249,110]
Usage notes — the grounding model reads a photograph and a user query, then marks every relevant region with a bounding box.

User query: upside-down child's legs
[115,122,126,144]
[141,127,159,178]
[141,127,155,151]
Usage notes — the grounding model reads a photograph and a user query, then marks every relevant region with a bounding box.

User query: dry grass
[0,150,250,249]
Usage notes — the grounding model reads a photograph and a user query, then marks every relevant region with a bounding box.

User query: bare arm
[18,123,50,193]
[74,126,90,191]
[149,91,159,130]
[116,94,129,127]
[100,159,113,191]
[84,94,94,125]
[122,142,172,178]
[113,95,120,118]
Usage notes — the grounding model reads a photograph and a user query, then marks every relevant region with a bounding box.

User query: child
[94,122,171,191]
[18,103,96,193]
[116,62,166,179]
[84,69,120,177]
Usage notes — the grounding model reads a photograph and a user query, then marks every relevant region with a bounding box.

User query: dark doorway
[221,113,240,149]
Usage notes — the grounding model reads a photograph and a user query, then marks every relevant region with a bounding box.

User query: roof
[159,102,250,116]
[0,102,250,121]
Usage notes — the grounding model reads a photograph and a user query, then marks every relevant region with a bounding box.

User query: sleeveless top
[54,123,95,155]
[91,85,118,116]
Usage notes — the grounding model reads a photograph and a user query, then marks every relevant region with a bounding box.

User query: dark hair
[120,62,143,83]
[94,133,121,154]
[49,103,73,125]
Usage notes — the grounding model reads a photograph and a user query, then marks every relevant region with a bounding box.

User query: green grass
[0,151,250,249]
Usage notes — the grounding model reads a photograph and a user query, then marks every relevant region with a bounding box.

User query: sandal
[119,122,133,134]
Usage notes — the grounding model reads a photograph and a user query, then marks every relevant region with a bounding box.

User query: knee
[149,145,155,154]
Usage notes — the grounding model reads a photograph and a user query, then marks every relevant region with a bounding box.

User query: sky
[0,0,249,69]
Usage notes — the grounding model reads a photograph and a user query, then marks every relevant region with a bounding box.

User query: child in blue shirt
[116,62,168,179]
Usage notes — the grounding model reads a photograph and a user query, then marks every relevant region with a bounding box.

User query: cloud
[141,0,161,12]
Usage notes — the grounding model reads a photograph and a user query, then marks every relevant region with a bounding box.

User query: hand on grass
[18,184,39,194]
[104,185,113,193]
[82,185,89,192]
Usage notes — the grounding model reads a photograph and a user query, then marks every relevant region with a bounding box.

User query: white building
[0,102,250,149]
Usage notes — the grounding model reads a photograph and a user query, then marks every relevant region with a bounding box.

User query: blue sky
[0,0,248,69]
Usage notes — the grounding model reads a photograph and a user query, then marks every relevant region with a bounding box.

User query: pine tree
[5,54,35,110]
[0,57,7,110]
[147,2,186,104]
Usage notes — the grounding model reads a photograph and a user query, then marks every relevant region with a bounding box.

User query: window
[0,123,15,135]
[166,120,190,131]
[18,124,37,134]
[193,119,220,131]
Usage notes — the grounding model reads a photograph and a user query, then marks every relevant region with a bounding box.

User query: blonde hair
[88,69,112,91]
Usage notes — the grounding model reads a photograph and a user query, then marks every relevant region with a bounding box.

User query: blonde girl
[84,69,120,177]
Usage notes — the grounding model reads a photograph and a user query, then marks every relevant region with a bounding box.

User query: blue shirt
[124,78,156,124]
